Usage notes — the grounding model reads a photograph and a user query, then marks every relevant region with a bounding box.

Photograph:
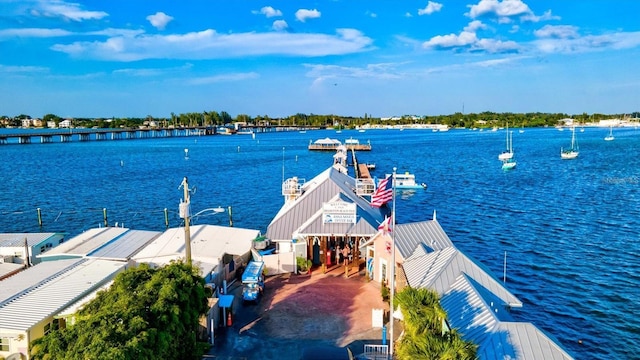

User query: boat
[501,158,517,170]
[498,125,514,161]
[561,127,579,160]
[385,172,427,190]
[604,126,614,141]
[365,163,376,170]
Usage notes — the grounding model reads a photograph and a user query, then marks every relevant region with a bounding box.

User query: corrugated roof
[0,259,125,331]
[89,229,162,260]
[133,225,259,275]
[403,246,522,308]
[0,233,63,247]
[441,274,573,360]
[394,220,454,259]
[0,259,84,305]
[41,227,128,256]
[478,322,574,360]
[266,167,385,241]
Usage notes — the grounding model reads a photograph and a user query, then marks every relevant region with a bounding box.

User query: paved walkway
[204,266,397,360]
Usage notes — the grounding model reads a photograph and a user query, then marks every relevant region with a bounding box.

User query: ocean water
[1,127,639,359]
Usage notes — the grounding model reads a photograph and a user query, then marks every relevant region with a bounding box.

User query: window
[44,323,51,335]
[0,337,9,351]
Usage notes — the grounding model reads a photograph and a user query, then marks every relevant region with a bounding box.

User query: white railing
[363,344,389,359]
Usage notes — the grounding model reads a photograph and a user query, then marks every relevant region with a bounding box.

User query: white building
[0,232,65,267]
[0,258,126,359]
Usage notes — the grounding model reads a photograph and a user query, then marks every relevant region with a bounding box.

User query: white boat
[498,125,514,161]
[385,172,427,190]
[561,127,579,160]
[604,126,614,141]
[501,158,517,170]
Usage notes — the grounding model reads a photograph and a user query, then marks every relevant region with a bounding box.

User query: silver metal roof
[0,259,84,305]
[0,259,125,331]
[40,227,128,256]
[478,322,574,360]
[0,233,63,248]
[266,167,385,241]
[394,220,454,259]
[89,229,162,260]
[403,246,522,308]
[441,274,573,360]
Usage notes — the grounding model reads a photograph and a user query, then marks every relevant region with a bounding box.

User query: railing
[362,344,389,359]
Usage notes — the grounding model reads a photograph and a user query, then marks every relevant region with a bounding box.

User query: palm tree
[394,287,477,360]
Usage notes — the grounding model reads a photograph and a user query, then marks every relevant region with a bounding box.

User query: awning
[218,294,234,308]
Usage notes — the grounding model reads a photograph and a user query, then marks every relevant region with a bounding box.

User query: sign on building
[322,201,356,224]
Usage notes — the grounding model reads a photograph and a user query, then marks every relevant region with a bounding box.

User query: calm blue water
[1,127,639,359]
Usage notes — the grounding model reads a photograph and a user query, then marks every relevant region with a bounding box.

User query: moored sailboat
[561,127,579,160]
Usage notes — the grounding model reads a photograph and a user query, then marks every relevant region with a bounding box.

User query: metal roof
[441,274,573,360]
[266,167,385,241]
[40,227,128,256]
[0,259,84,305]
[88,229,162,260]
[478,322,574,360]
[0,258,125,331]
[394,220,454,259]
[0,233,63,248]
[403,246,522,308]
[133,224,259,275]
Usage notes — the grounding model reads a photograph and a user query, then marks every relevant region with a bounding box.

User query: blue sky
[1,0,639,119]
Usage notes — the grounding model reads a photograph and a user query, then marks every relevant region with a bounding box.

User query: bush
[381,281,390,303]
[296,256,311,273]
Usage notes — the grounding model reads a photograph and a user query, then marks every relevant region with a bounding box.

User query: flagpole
[389,167,396,357]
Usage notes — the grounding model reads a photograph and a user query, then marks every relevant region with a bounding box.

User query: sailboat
[604,126,614,141]
[499,124,514,161]
[561,127,579,159]
[500,129,516,170]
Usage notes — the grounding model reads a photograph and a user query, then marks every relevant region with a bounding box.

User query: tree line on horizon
[2,110,639,130]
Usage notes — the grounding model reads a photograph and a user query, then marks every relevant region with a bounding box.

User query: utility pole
[180,177,192,265]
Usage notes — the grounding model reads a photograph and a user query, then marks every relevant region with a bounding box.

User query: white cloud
[51,28,373,61]
[296,9,321,22]
[534,25,579,39]
[423,20,518,54]
[189,72,260,85]
[0,64,49,74]
[0,28,72,38]
[473,38,519,53]
[423,31,478,49]
[255,6,282,18]
[405,12,413,18]
[305,63,404,83]
[272,20,288,31]
[32,1,108,21]
[521,9,560,23]
[146,12,174,30]
[533,31,640,54]
[464,20,486,33]
[418,1,443,16]
[467,0,532,19]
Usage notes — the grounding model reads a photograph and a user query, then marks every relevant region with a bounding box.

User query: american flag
[371,175,393,207]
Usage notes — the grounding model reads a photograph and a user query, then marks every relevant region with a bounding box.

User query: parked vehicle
[242,261,265,303]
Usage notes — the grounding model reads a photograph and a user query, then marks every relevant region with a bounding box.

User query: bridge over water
[0,125,322,145]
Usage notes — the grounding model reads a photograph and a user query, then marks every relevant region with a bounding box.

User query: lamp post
[179,177,192,265]
[390,167,397,357]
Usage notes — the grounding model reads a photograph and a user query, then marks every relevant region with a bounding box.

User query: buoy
[227,311,233,326]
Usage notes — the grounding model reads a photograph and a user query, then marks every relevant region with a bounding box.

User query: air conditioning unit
[0,255,14,264]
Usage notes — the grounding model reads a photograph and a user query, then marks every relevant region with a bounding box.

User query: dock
[308,137,371,151]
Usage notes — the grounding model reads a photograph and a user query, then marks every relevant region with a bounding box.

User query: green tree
[31,261,209,360]
[394,287,477,360]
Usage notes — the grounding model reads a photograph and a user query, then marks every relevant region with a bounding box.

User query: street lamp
[179,177,193,265]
